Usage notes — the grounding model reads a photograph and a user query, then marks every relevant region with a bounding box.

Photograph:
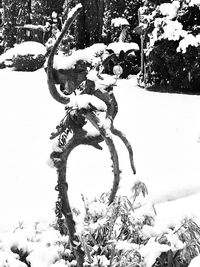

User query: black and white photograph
[0,0,200,266]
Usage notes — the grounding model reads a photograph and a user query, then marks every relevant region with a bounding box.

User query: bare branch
[111,127,136,175]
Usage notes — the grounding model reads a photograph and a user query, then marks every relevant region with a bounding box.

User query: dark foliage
[46,0,65,16]
[143,2,200,93]
[104,50,140,78]
[102,0,142,77]
[12,54,45,71]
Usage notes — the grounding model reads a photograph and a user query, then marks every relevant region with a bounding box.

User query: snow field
[0,69,200,233]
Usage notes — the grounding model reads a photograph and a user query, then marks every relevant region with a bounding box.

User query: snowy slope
[0,69,64,231]
[1,69,200,231]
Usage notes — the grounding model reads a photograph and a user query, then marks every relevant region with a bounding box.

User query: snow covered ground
[1,68,200,232]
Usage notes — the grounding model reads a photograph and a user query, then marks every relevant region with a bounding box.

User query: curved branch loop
[47,5,83,104]
[83,111,120,205]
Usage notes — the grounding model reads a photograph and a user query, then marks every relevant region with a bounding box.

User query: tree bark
[76,0,104,48]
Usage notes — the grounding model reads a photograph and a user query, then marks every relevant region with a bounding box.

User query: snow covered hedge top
[0,42,46,64]
[53,43,106,70]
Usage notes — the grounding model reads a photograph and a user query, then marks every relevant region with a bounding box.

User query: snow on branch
[66,94,107,112]
[67,3,83,19]
[111,17,130,27]
[17,24,47,32]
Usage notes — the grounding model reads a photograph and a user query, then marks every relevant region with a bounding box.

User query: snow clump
[188,255,200,267]
[111,17,130,27]
[0,41,46,66]
[107,41,139,55]
[66,94,107,111]
[159,1,180,19]
[177,33,200,53]
[53,43,106,70]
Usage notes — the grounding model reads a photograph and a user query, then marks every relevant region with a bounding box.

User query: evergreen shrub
[12,54,45,71]
[141,0,200,93]
[0,41,46,71]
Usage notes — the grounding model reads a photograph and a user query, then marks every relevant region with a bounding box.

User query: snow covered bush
[1,186,200,267]
[103,0,142,76]
[0,41,46,71]
[104,41,140,78]
[140,0,200,93]
[12,42,46,71]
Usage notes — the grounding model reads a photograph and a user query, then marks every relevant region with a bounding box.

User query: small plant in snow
[1,191,200,266]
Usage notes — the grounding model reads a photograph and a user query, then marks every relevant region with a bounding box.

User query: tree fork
[93,87,136,175]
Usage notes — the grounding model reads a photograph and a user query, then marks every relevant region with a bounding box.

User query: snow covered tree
[140,0,200,92]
